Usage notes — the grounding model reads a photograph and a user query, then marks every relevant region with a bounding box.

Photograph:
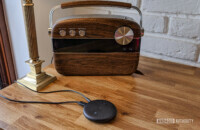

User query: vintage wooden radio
[48,1,144,76]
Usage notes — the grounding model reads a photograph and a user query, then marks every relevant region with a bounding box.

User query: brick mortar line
[141,12,200,19]
[144,33,200,45]
[141,51,200,67]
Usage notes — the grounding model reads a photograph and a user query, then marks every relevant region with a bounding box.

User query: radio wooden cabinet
[49,1,144,76]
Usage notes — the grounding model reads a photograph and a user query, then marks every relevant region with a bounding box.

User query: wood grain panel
[0,56,200,129]
[54,52,140,75]
[52,18,141,39]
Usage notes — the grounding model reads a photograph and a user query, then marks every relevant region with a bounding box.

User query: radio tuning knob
[79,30,86,37]
[59,30,66,37]
[69,29,76,36]
[115,27,134,45]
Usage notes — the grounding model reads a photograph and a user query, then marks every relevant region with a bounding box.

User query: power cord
[0,81,90,106]
[51,56,54,64]
[17,81,91,102]
[135,70,144,75]
[0,70,143,106]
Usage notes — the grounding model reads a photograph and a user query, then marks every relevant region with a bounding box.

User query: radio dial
[59,30,66,37]
[69,29,76,36]
[115,27,134,45]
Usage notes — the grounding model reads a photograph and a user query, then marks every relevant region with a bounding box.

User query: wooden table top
[0,56,200,130]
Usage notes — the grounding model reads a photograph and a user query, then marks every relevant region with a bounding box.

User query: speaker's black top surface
[83,100,117,123]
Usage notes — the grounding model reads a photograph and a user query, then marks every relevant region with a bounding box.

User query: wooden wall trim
[0,0,16,87]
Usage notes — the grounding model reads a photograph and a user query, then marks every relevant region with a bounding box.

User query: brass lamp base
[17,60,56,91]
[17,74,56,91]
[19,0,57,91]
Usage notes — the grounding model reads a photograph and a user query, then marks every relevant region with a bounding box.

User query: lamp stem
[23,0,39,62]
[18,0,56,91]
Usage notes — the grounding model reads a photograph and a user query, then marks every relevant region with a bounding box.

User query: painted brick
[73,7,109,15]
[131,14,168,33]
[141,51,200,67]
[132,0,139,6]
[110,11,167,33]
[141,35,199,61]
[72,0,138,16]
[169,18,200,39]
[142,0,200,15]
[143,15,168,33]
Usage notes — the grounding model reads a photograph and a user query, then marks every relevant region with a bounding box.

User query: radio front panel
[50,15,143,75]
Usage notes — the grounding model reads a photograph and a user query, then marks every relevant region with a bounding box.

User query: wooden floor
[0,56,200,130]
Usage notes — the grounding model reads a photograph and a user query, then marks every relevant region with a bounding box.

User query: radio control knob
[59,30,66,37]
[79,30,86,37]
[115,27,134,45]
[69,29,76,36]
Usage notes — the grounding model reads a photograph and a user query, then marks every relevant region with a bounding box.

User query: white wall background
[3,0,200,78]
[3,0,73,78]
[3,0,29,79]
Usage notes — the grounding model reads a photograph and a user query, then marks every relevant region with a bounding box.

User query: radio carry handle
[48,1,143,35]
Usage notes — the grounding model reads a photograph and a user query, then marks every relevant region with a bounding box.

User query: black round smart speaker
[83,100,117,123]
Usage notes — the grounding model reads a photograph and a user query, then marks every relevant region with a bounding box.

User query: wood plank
[0,56,199,129]
[11,116,51,130]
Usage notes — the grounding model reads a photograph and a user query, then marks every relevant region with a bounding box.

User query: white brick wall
[142,0,200,15]
[73,0,200,67]
[143,15,168,33]
[169,18,200,39]
[142,35,199,61]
